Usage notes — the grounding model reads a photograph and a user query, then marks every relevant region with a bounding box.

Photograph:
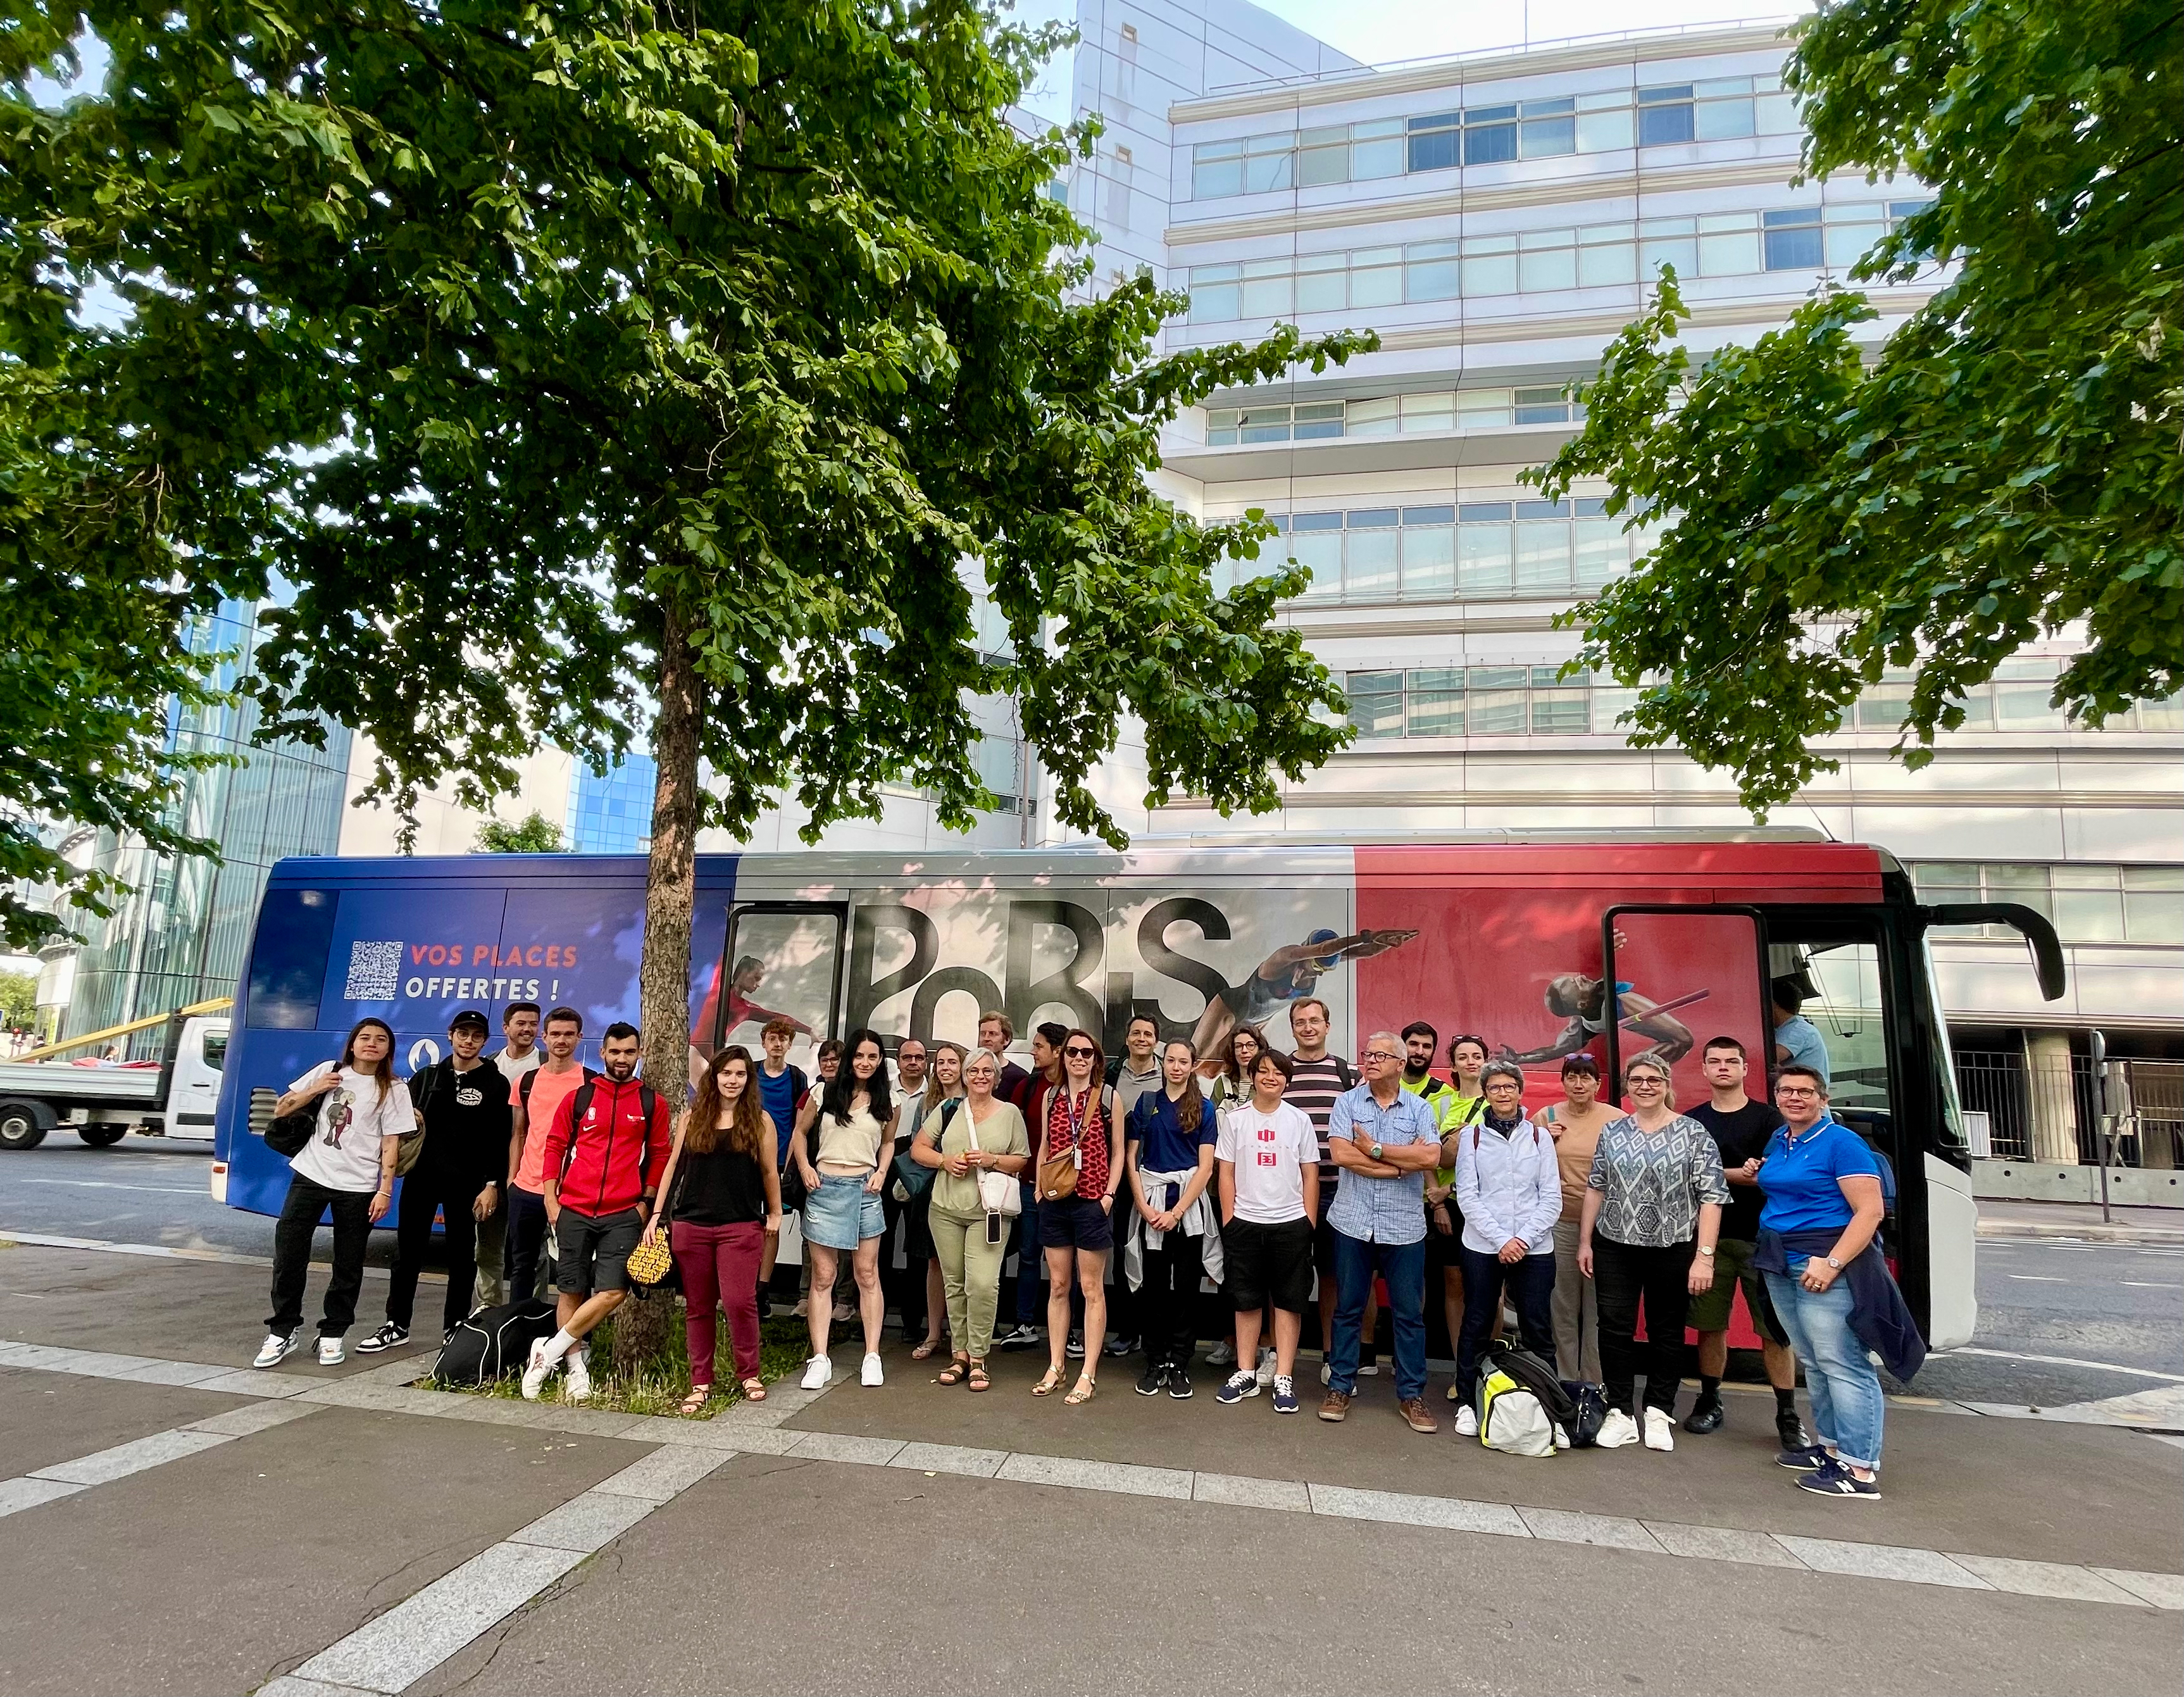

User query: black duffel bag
[433,1298,559,1386]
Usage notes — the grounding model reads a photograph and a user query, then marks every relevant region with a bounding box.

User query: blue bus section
[215,853,737,1218]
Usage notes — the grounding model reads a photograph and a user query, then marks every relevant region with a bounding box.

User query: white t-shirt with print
[288,1062,413,1193]
[1215,1101,1318,1225]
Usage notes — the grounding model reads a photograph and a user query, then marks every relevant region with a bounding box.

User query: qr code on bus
[343,941,402,1001]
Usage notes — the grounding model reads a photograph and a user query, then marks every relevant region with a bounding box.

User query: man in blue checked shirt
[1320,1032,1447,1433]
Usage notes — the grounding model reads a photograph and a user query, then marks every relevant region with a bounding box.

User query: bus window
[713,905,845,1062]
[244,889,338,1028]
[1772,935,1901,1222]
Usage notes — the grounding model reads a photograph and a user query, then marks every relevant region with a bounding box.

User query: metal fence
[1955,1051,2183,1168]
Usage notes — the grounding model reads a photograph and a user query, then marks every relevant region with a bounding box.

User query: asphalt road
[2,1132,2178,1407]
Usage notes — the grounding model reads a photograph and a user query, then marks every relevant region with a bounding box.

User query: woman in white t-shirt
[1213,1049,1321,1414]
[256,1018,413,1369]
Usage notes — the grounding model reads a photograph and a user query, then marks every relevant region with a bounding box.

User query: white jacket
[1454,1113,1561,1255]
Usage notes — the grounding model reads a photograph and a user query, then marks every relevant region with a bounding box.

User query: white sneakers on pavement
[521,1336,558,1401]
[253,1330,299,1369]
[316,1335,346,1367]
[563,1345,593,1403]
[1595,1408,1641,1448]
[1254,1346,1276,1387]
[1643,1407,1676,1451]
[1454,1405,1480,1439]
[861,1353,884,1388]
[801,1354,833,1391]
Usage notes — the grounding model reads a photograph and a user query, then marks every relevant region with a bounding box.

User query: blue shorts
[803,1172,885,1250]
[1039,1195,1113,1253]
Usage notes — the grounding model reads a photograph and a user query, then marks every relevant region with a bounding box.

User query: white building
[340,0,2180,1176]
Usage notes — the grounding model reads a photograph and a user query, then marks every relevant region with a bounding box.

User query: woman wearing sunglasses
[1032,1029,1123,1404]
[1576,1053,1728,1451]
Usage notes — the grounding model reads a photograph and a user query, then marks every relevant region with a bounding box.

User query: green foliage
[2,0,1371,855]
[1528,0,2183,812]
[473,812,567,856]
[0,968,37,1031]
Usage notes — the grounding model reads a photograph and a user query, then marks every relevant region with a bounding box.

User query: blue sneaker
[1216,1369,1259,1405]
[1796,1458,1882,1500]
[1776,1442,1830,1472]
[1271,1374,1300,1414]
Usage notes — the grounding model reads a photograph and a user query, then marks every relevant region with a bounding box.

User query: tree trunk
[618,594,706,1377]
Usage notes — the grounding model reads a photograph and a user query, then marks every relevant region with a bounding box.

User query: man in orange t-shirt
[505,1008,592,1301]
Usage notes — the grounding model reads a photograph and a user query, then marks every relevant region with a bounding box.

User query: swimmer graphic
[1189,926,1420,1058]
[1497,929,1700,1068]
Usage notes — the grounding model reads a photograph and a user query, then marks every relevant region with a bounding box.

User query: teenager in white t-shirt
[1213,1049,1321,1413]
[256,1018,413,1369]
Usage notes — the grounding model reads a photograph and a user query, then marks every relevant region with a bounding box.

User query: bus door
[712,903,849,1068]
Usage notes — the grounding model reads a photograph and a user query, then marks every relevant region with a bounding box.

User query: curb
[1977,1220,2184,1248]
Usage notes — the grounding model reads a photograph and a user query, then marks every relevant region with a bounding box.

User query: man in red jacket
[521,1022,673,1402]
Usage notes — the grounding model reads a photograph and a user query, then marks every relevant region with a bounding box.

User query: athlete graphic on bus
[1497,929,1701,1068]
[1189,925,1420,1057]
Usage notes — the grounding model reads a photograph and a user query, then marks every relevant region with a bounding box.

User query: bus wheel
[0,1103,48,1150]
[77,1124,130,1148]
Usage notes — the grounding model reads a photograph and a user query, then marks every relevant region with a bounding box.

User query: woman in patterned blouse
[1576,1052,1729,1452]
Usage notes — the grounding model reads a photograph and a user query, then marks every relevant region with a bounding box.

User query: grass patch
[427,1303,808,1420]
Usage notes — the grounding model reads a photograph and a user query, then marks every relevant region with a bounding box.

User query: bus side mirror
[1920,903,2066,1002]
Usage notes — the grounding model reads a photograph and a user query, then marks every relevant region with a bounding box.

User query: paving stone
[1191,1472,1311,1513]
[1774,1535,1993,1589]
[1307,1483,1532,1537]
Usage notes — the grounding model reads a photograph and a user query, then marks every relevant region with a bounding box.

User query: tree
[5,1,1370,1368]
[0,968,36,1033]
[474,813,567,855]
[1528,0,2181,812]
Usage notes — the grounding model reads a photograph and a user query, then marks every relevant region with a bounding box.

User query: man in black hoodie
[359,1011,511,1351]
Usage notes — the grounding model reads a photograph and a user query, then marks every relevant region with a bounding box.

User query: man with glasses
[885,1037,932,1344]
[1320,1032,1445,1433]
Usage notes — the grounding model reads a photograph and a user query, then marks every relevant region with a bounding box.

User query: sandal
[1032,1367,1064,1397]
[1064,1372,1097,1406]
[679,1386,713,1416]
[936,1355,970,1386]
[740,1378,766,1402]
[967,1362,990,1393]
[911,1334,945,1361]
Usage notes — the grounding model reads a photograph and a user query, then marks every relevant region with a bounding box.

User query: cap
[449,1009,490,1035]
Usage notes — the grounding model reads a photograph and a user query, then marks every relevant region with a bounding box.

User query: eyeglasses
[1362,1049,1401,1062]
[1628,1074,1667,1087]
[1064,1045,1096,1059]
[1776,1086,1822,1099]
[1485,1081,1521,1092]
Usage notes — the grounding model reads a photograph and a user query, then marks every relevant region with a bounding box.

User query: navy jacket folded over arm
[1754,1227,1927,1384]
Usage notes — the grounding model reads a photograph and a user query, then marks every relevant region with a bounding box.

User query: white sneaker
[861,1352,884,1388]
[1255,1346,1276,1387]
[1595,1408,1641,1448]
[563,1346,593,1403]
[1552,1424,1572,1451]
[1454,1404,1480,1439]
[1320,1361,1332,1386]
[520,1336,556,1401]
[253,1330,299,1369]
[801,1354,833,1391]
[316,1335,346,1367]
[1643,1407,1676,1451]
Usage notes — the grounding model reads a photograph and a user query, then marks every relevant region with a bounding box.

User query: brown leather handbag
[1037,1086,1095,1201]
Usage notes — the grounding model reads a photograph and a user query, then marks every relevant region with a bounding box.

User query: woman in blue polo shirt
[1754,1064,1895,1500]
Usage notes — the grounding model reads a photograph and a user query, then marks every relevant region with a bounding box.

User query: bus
[209,830,2064,1349]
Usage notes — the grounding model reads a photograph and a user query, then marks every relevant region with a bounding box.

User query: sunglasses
[1064,1045,1097,1059]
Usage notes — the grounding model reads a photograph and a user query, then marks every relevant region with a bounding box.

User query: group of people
[256,988,1910,1503]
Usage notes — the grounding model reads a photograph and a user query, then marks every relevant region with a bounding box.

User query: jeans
[268,1174,374,1338]
[386,1170,482,1334]
[673,1219,764,1387]
[1455,1245,1556,1405]
[1551,1218,1601,1384]
[1137,1229,1206,1370]
[1593,1235,1693,1416]
[505,1185,552,1301]
[1766,1268,1887,1470]
[1329,1232,1428,1401]
[930,1207,1009,1358]
[1009,1179,1044,1325]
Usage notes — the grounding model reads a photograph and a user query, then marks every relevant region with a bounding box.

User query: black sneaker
[1776,1408,1813,1452]
[1135,1363,1167,1397]
[1167,1366,1194,1400]
[1065,1331,1087,1360]
[356,1322,409,1355]
[1104,1334,1139,1360]
[1682,1391,1724,1434]
[995,1325,1040,1352]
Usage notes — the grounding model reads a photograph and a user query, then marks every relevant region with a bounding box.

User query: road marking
[0,1401,318,1518]
[2120,1281,2180,1289]
[2006,1274,2066,1282]
[14,1179,208,1196]
[1938,1347,2184,1383]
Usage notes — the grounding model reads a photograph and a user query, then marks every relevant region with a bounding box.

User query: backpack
[432,1297,558,1386]
[1476,1341,1569,1457]
[1561,1379,1610,1449]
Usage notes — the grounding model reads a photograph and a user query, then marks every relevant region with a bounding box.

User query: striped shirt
[1285,1055,1351,1183]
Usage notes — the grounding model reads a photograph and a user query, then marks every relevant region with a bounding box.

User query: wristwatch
[1825,1255,1843,1270]
[1696,1244,1716,1257]
[1369,1142,1385,1162]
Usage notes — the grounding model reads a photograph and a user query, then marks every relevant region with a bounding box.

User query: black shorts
[1425,1200,1465,1272]
[1224,1215,1316,1315]
[1039,1195,1113,1253]
[554,1206,643,1294]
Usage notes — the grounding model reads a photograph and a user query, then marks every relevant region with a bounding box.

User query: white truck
[0,1010,230,1150]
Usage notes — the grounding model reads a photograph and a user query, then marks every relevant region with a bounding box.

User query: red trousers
[671,1219,764,1386]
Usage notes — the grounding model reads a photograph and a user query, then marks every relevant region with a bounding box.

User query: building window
[1763,207,1824,271]
[1347,666,1598,739]
[1407,111,1461,173]
[1257,498,1625,606]
[568,756,658,855]
[1636,84,1696,146]
[1911,864,2184,946]
[1462,105,1518,166]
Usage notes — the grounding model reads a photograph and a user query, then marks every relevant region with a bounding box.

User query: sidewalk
[1976,1198,2184,1246]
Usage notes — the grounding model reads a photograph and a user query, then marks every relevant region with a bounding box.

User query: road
[3,1132,2176,1408]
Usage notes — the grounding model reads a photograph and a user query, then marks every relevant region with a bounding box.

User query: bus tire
[0,1102,49,1151]
[77,1123,130,1148]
